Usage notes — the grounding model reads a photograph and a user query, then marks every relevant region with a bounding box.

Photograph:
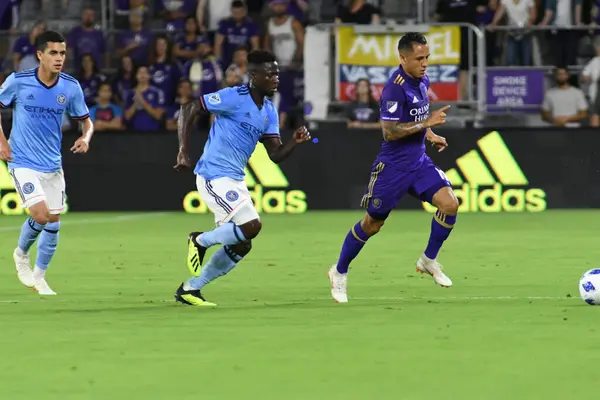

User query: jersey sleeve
[200,87,240,115]
[68,81,90,120]
[262,103,280,139]
[379,83,406,121]
[0,73,17,108]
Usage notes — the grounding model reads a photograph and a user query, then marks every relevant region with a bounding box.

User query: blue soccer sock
[185,246,244,290]
[35,222,60,270]
[424,210,456,260]
[18,217,46,254]
[198,222,246,248]
[336,221,371,274]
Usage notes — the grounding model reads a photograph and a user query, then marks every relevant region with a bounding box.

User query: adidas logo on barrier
[183,144,308,214]
[422,131,547,213]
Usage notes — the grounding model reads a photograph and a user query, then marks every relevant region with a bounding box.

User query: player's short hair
[231,0,245,8]
[35,30,66,52]
[247,50,276,67]
[397,32,427,53]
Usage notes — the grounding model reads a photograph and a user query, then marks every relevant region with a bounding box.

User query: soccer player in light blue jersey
[172,50,311,307]
[0,31,94,295]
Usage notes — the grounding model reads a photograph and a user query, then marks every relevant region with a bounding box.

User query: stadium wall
[0,124,598,214]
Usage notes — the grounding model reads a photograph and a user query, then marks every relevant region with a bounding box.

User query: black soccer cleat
[174,283,217,307]
[187,231,207,277]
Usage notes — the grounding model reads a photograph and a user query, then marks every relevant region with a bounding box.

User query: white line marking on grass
[0,296,579,304]
[0,212,169,232]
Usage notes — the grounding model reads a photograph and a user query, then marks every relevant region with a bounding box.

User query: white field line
[0,296,580,304]
[0,212,169,232]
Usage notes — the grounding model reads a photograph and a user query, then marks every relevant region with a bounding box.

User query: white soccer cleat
[328,265,348,303]
[33,267,57,295]
[416,254,453,288]
[13,248,34,288]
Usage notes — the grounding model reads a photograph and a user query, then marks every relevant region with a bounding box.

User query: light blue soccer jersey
[0,68,90,172]
[195,85,280,181]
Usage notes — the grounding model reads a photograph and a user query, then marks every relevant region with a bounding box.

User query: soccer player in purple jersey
[328,32,458,303]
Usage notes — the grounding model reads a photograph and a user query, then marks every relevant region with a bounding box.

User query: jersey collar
[34,67,60,90]
[398,65,420,86]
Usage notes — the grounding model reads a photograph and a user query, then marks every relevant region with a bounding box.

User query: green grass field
[0,210,598,399]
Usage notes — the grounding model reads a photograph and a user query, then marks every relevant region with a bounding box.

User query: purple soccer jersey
[361,66,450,220]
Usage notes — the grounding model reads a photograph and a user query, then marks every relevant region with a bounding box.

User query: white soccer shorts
[196,175,259,226]
[9,168,66,214]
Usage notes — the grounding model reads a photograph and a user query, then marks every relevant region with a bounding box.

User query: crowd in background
[2,0,600,130]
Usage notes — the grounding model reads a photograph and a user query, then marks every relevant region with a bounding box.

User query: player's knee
[239,219,262,240]
[361,216,385,236]
[30,211,50,225]
[439,197,459,215]
[48,214,60,223]
[231,240,252,257]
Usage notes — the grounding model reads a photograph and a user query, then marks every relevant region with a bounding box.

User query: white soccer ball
[579,269,600,305]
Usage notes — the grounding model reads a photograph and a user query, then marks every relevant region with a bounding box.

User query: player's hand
[427,133,448,152]
[174,150,192,171]
[292,125,311,144]
[425,105,451,128]
[0,140,12,162]
[70,137,89,154]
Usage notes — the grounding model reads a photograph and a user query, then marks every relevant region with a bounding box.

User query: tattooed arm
[381,105,451,142]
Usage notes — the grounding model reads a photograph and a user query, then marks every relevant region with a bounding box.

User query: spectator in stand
[174,15,204,66]
[149,35,180,107]
[214,1,260,68]
[261,0,309,23]
[67,6,108,68]
[538,0,582,67]
[265,0,305,128]
[542,67,588,127]
[197,0,233,39]
[158,0,198,32]
[0,0,19,62]
[113,55,135,105]
[114,0,148,29]
[116,10,154,65]
[12,20,46,72]
[489,0,536,66]
[227,47,249,84]
[89,82,125,131]
[78,53,107,107]
[435,0,481,103]
[124,65,166,131]
[166,79,193,131]
[223,66,243,87]
[335,0,381,24]
[183,37,223,98]
[581,37,600,126]
[477,0,497,66]
[346,78,380,128]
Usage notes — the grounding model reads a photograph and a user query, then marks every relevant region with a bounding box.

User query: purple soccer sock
[424,210,457,260]
[336,221,370,274]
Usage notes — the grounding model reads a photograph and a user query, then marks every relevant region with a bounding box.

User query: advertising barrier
[335,25,461,102]
[0,126,598,214]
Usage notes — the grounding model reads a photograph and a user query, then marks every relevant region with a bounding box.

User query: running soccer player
[0,31,93,295]
[328,32,459,303]
[173,49,311,307]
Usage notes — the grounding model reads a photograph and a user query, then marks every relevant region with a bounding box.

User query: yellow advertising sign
[422,131,547,213]
[337,25,461,67]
